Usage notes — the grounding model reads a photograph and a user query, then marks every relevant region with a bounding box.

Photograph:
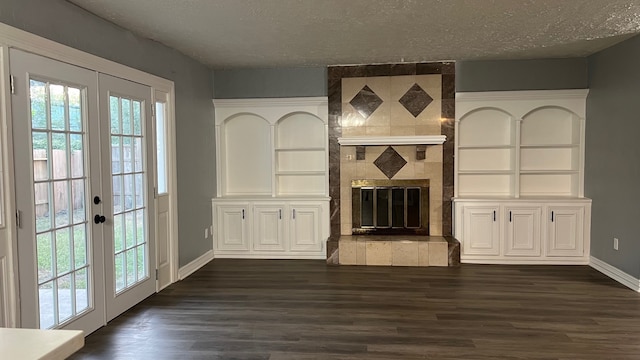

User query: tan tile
[429,239,448,266]
[393,161,415,179]
[366,103,391,127]
[418,242,430,266]
[339,240,357,265]
[341,162,356,181]
[416,125,441,136]
[342,146,356,162]
[365,241,392,266]
[356,240,367,265]
[356,162,367,177]
[389,102,416,126]
[342,78,368,103]
[365,126,391,136]
[425,145,443,163]
[365,163,387,179]
[342,103,367,127]
[424,162,443,184]
[342,126,366,137]
[390,126,416,136]
[430,220,443,236]
[390,75,416,101]
[366,146,386,159]
[415,74,442,100]
[366,76,391,102]
[416,100,442,125]
[392,241,420,266]
[393,145,413,160]
[414,162,425,177]
[341,222,353,236]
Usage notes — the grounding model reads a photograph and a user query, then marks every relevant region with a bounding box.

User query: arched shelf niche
[223,113,272,195]
[456,107,516,197]
[274,112,328,196]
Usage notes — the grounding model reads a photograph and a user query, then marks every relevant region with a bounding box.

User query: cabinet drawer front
[462,206,500,256]
[547,207,584,257]
[504,207,541,256]
[253,206,286,251]
[289,206,322,252]
[216,206,250,251]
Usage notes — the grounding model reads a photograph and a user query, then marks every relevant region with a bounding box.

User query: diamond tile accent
[349,85,383,119]
[374,146,407,179]
[399,83,433,117]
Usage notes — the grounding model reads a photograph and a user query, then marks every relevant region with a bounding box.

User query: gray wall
[586,35,640,278]
[213,67,327,98]
[0,0,216,266]
[456,58,588,92]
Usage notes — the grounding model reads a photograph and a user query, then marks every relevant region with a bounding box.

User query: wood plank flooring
[71,260,640,360]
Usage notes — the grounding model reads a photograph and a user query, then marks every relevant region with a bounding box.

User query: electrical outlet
[205,228,209,239]
[613,237,619,250]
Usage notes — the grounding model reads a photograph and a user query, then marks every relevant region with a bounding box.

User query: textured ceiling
[68,0,640,69]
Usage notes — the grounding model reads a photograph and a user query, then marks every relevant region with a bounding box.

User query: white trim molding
[178,250,215,280]
[456,89,590,102]
[590,256,640,292]
[338,135,446,146]
[213,97,328,126]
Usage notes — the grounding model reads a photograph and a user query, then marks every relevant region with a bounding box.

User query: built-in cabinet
[212,98,329,259]
[454,90,591,264]
[213,200,328,258]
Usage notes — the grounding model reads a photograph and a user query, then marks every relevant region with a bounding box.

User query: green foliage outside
[30,81,142,151]
[36,210,146,291]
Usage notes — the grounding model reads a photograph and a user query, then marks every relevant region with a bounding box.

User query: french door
[12,50,155,333]
[98,74,155,321]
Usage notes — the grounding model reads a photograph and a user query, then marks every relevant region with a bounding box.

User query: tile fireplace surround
[326,63,459,267]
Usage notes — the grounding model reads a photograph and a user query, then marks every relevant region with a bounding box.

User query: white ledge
[338,135,446,146]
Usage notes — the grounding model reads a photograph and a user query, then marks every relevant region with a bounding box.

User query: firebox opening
[351,179,429,235]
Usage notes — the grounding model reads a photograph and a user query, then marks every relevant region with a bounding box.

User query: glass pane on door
[30,79,90,329]
[110,95,148,293]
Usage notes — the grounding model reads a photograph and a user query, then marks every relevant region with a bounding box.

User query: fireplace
[326,63,459,267]
[351,179,429,235]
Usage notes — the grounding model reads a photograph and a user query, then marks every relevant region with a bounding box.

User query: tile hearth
[339,236,460,267]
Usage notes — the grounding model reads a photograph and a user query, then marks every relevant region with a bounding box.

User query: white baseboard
[178,250,214,280]
[590,256,640,292]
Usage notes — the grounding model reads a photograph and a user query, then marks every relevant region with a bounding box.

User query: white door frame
[0,22,179,327]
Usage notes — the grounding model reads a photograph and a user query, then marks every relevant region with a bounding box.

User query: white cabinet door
[215,204,250,251]
[289,205,322,252]
[504,206,541,256]
[462,205,500,256]
[547,206,584,257]
[253,204,286,251]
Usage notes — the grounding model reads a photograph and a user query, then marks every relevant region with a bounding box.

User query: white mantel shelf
[337,135,447,146]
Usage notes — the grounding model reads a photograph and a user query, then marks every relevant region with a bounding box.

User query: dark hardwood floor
[71,260,640,360]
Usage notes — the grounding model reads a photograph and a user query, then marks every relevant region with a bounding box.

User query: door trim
[0,23,178,327]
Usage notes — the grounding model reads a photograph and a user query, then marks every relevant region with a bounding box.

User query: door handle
[279,209,282,219]
[293,209,296,220]
[551,211,554,222]
[509,211,512,222]
[242,209,245,219]
[493,210,496,222]
[94,214,106,224]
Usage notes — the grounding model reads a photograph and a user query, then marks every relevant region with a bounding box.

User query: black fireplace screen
[352,179,429,235]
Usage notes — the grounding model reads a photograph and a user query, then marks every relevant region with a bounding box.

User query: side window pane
[155,102,168,194]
